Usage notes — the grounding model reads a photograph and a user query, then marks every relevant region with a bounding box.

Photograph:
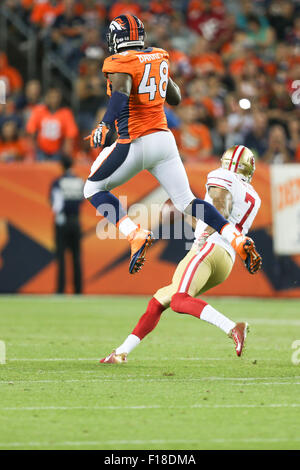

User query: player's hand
[195,231,210,252]
[243,239,262,274]
[84,122,110,148]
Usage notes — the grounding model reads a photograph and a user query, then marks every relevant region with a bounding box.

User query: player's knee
[172,196,195,214]
[83,180,104,200]
[170,292,189,312]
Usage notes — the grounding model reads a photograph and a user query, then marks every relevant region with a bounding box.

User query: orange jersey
[26,104,78,155]
[102,47,170,142]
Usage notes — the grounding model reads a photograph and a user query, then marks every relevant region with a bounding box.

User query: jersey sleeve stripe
[207,183,229,190]
[207,177,232,184]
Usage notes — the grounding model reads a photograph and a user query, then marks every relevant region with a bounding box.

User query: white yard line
[1,403,300,412]
[0,436,299,448]
[1,376,300,385]
[1,377,300,385]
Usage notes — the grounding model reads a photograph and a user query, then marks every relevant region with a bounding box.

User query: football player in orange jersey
[84,14,260,274]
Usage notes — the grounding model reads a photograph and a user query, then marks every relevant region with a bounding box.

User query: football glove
[85,122,110,148]
[194,231,210,252]
[243,238,262,274]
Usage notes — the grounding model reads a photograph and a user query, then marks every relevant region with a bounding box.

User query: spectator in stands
[30,0,64,30]
[0,52,23,97]
[268,74,295,126]
[267,0,294,42]
[72,26,105,72]
[75,57,107,135]
[190,37,225,77]
[187,0,233,51]
[169,13,198,55]
[16,79,42,123]
[0,120,27,162]
[149,0,173,18]
[108,0,142,22]
[26,87,78,161]
[51,0,85,69]
[288,118,300,159]
[224,93,254,148]
[262,124,292,163]
[245,14,275,52]
[244,110,269,158]
[77,0,107,29]
[173,99,213,163]
[0,99,23,132]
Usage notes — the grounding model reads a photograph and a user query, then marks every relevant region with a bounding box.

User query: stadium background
[0,0,300,296]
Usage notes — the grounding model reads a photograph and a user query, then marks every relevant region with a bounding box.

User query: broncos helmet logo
[110,18,127,31]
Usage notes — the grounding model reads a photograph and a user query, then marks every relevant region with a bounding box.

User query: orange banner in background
[0,162,299,297]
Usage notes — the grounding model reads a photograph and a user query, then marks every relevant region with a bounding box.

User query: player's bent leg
[170,245,248,356]
[100,297,166,364]
[100,250,197,363]
[84,142,154,274]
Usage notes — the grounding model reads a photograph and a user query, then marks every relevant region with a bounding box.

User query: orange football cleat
[231,236,262,274]
[229,322,249,357]
[100,350,127,364]
[127,225,154,274]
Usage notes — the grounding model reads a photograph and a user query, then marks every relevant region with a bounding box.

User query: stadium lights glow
[239,98,251,110]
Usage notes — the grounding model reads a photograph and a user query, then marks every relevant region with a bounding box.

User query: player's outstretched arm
[85,72,132,148]
[166,77,181,106]
[195,186,232,248]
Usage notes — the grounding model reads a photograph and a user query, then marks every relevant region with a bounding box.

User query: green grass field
[0,295,300,450]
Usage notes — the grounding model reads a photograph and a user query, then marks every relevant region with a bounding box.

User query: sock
[171,292,207,318]
[118,216,138,237]
[90,190,127,225]
[200,304,236,335]
[132,297,166,340]
[171,293,235,334]
[115,334,140,355]
[190,198,228,233]
[115,298,166,355]
[90,191,137,235]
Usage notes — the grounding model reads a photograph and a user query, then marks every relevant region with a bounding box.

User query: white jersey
[194,167,261,262]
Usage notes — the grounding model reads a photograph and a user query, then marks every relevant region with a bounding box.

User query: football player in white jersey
[100,145,262,363]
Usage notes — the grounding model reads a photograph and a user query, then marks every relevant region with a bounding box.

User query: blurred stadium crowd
[1,0,300,165]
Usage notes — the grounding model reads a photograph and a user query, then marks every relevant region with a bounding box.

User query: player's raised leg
[84,141,154,274]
